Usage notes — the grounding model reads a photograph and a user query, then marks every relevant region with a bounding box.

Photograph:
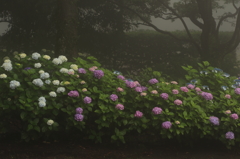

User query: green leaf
[123,120,128,125]
[93,86,98,93]
[20,112,26,119]
[33,118,39,125]
[203,61,210,66]
[34,126,40,132]
[111,135,117,140]
[27,124,33,131]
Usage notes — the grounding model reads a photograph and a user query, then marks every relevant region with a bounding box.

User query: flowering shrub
[1,52,240,149]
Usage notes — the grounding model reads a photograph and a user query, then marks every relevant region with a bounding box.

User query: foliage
[1,51,240,149]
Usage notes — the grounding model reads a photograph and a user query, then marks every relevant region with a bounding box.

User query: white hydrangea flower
[45,80,51,84]
[47,119,54,125]
[32,78,44,87]
[60,68,68,73]
[43,55,51,60]
[10,80,20,89]
[38,101,46,107]
[56,87,65,93]
[34,63,41,68]
[40,72,50,79]
[39,70,45,74]
[52,58,62,65]
[68,69,74,75]
[4,59,11,63]
[32,52,41,60]
[58,55,67,62]
[38,96,46,102]
[0,74,7,78]
[49,91,57,97]
[70,64,78,71]
[2,62,13,71]
[52,80,60,85]
[19,53,26,58]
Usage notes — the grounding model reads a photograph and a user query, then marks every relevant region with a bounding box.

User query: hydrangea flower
[225,110,231,114]
[151,90,158,94]
[68,91,79,97]
[221,86,228,91]
[10,80,20,89]
[0,74,7,78]
[60,68,68,73]
[93,70,104,79]
[187,84,195,89]
[225,132,234,140]
[56,87,65,93]
[152,107,162,115]
[171,81,178,84]
[75,114,84,121]
[4,59,11,63]
[43,55,51,60]
[52,58,62,65]
[52,80,60,85]
[32,78,44,87]
[80,81,86,84]
[110,94,118,101]
[49,91,57,97]
[19,53,26,58]
[209,116,219,125]
[45,80,51,84]
[116,87,124,92]
[223,73,230,77]
[180,86,189,92]
[32,52,41,60]
[38,101,46,107]
[201,92,213,100]
[175,121,180,124]
[68,69,74,75]
[135,87,142,92]
[162,121,172,129]
[195,87,201,92]
[141,86,148,91]
[34,63,41,68]
[149,78,158,84]
[212,68,223,73]
[134,110,143,118]
[58,55,68,62]
[39,70,44,74]
[38,96,46,102]
[2,62,12,71]
[115,104,124,110]
[172,89,179,94]
[89,67,95,72]
[78,68,86,74]
[200,70,208,75]
[40,72,50,79]
[82,88,87,92]
[160,93,169,100]
[117,75,125,80]
[47,119,54,125]
[84,96,92,104]
[235,88,240,95]
[202,85,209,90]
[225,94,231,99]
[70,64,78,70]
[113,71,121,75]
[125,81,136,88]
[174,99,182,105]
[76,107,83,114]
[230,113,238,120]
[190,79,197,84]
[140,92,147,96]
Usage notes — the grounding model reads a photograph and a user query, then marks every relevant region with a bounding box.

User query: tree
[113,0,240,67]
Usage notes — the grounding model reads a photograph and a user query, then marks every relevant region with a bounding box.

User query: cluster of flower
[75,107,84,121]
[68,90,79,97]
[10,80,20,89]
[2,59,12,71]
[38,97,46,107]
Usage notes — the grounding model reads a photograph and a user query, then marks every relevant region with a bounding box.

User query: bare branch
[189,16,203,29]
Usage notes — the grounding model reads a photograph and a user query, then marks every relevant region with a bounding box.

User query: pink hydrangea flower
[89,67,95,72]
[162,121,172,129]
[84,96,92,104]
[235,88,240,95]
[171,81,178,84]
[116,87,124,92]
[225,110,231,114]
[195,87,201,92]
[149,78,158,84]
[230,113,239,120]
[135,87,142,92]
[134,81,140,86]
[134,110,143,118]
[172,89,179,94]
[174,99,182,105]
[68,91,79,97]
[151,90,158,94]
[152,107,162,115]
[117,75,125,80]
[187,84,195,89]
[160,93,169,100]
[110,94,118,101]
[225,94,231,99]
[125,81,136,88]
[180,86,189,92]
[140,92,147,96]
[115,104,124,110]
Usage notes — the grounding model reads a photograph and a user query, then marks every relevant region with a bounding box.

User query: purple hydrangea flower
[141,86,148,91]
[78,68,86,74]
[74,114,84,121]
[110,94,118,101]
[117,75,125,80]
[235,88,240,95]
[172,89,179,94]
[209,116,219,125]
[125,81,136,88]
[84,96,92,104]
[187,84,195,89]
[160,93,169,100]
[134,110,143,118]
[24,67,32,70]
[180,86,189,92]
[76,107,83,114]
[152,107,162,115]
[201,92,213,100]
[135,87,142,92]
[93,70,104,79]
[225,131,234,140]
[162,121,172,129]
[230,113,239,120]
[174,99,182,105]
[68,91,79,97]
[115,104,124,110]
[148,78,158,84]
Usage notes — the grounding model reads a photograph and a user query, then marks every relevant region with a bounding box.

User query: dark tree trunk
[55,0,78,58]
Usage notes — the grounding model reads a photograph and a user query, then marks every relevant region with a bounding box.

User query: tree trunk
[55,0,78,58]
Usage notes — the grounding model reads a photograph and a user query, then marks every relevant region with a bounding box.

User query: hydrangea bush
[1,52,240,149]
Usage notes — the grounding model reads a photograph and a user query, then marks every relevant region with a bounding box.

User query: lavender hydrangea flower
[78,68,86,74]
[162,121,172,129]
[93,70,104,79]
[152,107,162,115]
[141,86,148,91]
[134,110,143,118]
[149,78,158,84]
[225,131,234,140]
[115,104,124,110]
[84,96,92,104]
[230,113,239,120]
[74,114,84,121]
[117,75,125,80]
[135,87,142,92]
[125,81,136,88]
[201,92,213,100]
[209,116,219,125]
[160,93,169,100]
[76,107,83,114]
[235,88,240,95]
[172,89,179,94]
[68,91,79,97]
[110,94,118,101]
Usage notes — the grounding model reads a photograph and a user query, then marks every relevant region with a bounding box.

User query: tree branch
[189,16,203,29]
